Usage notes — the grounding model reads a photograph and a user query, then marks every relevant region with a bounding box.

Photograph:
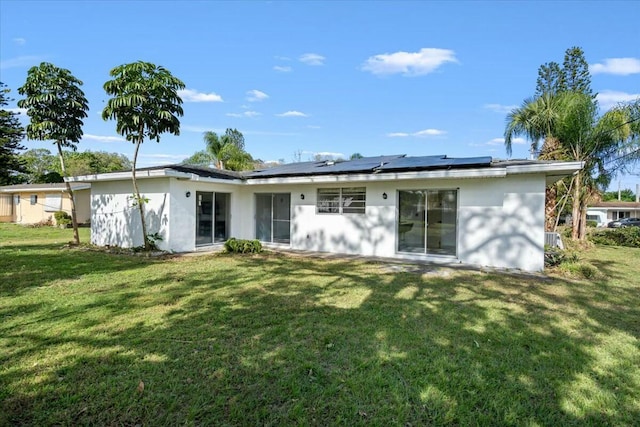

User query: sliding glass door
[196,191,230,246]
[256,193,290,244]
[397,189,457,256]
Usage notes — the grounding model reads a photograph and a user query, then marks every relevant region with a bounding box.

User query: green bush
[586,220,597,228]
[224,238,262,254]
[53,211,72,226]
[544,246,578,267]
[589,227,640,248]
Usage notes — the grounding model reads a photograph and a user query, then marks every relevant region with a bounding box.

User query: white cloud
[299,53,325,66]
[246,89,269,102]
[597,90,640,110]
[386,128,446,137]
[82,134,126,143]
[226,111,262,118]
[591,58,640,75]
[361,48,458,76]
[178,88,223,103]
[471,137,526,147]
[6,107,27,116]
[13,38,26,46]
[483,103,518,114]
[0,55,45,70]
[276,110,308,117]
[273,65,292,72]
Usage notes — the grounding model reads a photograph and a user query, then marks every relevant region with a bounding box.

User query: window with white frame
[30,195,37,205]
[317,187,366,214]
[44,194,62,212]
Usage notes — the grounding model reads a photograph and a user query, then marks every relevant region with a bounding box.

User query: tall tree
[505,91,640,239]
[221,128,245,151]
[18,63,88,244]
[219,143,254,171]
[535,62,564,97]
[102,61,185,250]
[0,83,26,185]
[18,148,60,183]
[203,131,224,168]
[562,46,593,97]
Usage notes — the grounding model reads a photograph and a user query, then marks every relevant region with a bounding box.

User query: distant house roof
[0,183,91,193]
[590,201,640,209]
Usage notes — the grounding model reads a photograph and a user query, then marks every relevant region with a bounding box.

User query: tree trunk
[579,202,588,240]
[545,184,557,232]
[571,172,582,240]
[56,142,80,245]
[132,140,150,250]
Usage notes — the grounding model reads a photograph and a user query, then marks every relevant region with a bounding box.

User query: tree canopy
[102,61,185,251]
[184,128,254,171]
[17,62,88,244]
[0,83,26,185]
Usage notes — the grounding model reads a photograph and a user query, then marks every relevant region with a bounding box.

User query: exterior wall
[0,194,12,222]
[168,178,245,252]
[91,179,171,249]
[1,189,91,225]
[87,173,548,271]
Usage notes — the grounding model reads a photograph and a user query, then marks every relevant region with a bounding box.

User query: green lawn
[1,223,639,426]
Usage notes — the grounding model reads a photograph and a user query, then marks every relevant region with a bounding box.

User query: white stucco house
[68,154,582,272]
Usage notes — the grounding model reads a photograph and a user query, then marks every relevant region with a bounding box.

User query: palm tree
[505,92,640,240]
[203,131,225,168]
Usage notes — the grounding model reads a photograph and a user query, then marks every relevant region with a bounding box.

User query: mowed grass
[1,224,639,426]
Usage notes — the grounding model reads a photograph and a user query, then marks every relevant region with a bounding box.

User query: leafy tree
[62,150,131,176]
[18,63,88,245]
[182,150,213,166]
[196,129,253,171]
[17,148,59,183]
[562,46,592,97]
[0,83,26,185]
[602,189,636,202]
[535,62,564,97]
[203,131,224,168]
[350,153,364,160]
[219,143,254,171]
[102,61,185,251]
[221,128,245,151]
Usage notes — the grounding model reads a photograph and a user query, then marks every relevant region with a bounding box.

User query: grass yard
[1,224,639,426]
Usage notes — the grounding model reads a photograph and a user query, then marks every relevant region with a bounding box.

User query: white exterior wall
[88,172,547,271]
[91,179,171,249]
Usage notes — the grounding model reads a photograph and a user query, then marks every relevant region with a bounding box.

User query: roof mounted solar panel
[377,155,492,171]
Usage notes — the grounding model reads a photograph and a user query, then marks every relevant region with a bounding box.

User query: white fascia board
[245,168,507,185]
[67,169,194,183]
[176,174,244,185]
[0,184,91,193]
[505,161,583,176]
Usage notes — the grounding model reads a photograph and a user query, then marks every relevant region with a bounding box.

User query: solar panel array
[247,154,493,178]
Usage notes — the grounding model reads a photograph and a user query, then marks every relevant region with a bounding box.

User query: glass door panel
[214,193,230,242]
[255,194,273,242]
[273,193,291,243]
[398,190,426,253]
[426,190,457,256]
[196,191,213,246]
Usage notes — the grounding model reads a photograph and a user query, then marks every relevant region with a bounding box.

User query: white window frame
[317,187,366,215]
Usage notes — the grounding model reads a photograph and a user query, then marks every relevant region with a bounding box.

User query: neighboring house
[588,201,640,222]
[68,154,582,272]
[0,183,91,225]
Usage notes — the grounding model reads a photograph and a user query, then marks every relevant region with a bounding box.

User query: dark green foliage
[0,83,26,185]
[534,47,593,98]
[54,211,72,226]
[544,246,579,267]
[535,62,564,97]
[602,189,636,202]
[197,129,254,171]
[589,227,640,248]
[224,237,263,253]
[586,220,597,228]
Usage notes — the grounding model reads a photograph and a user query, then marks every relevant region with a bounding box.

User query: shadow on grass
[1,251,639,425]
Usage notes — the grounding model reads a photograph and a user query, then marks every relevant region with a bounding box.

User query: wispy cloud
[591,57,640,75]
[597,90,640,110]
[470,137,525,147]
[0,55,45,70]
[273,65,292,72]
[299,53,325,66]
[386,128,446,137]
[226,111,262,118]
[178,88,223,103]
[483,103,518,114]
[83,134,126,143]
[13,38,26,46]
[362,48,458,76]
[246,89,269,102]
[276,110,308,117]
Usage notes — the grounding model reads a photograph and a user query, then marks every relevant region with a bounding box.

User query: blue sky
[1,1,639,189]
